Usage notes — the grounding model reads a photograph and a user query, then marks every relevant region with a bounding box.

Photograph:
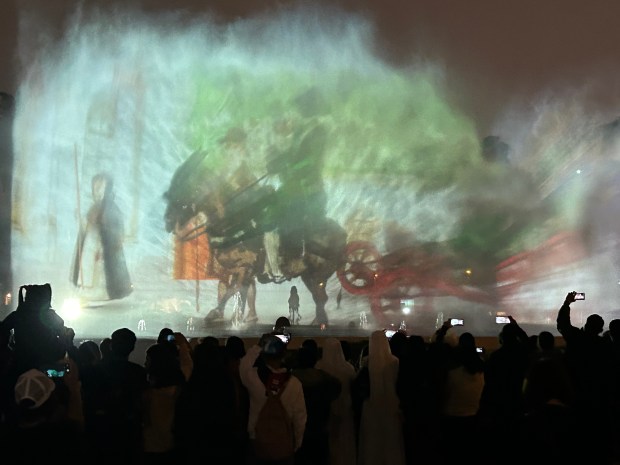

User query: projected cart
[336,240,495,328]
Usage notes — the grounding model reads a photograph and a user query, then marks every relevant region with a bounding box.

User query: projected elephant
[163,144,347,327]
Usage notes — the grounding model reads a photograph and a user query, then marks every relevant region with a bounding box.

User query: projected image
[9,5,620,338]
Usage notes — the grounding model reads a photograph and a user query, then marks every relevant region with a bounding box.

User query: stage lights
[60,298,81,321]
[400,298,413,315]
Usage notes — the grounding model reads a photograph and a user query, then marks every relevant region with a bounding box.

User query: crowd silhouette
[0,286,619,465]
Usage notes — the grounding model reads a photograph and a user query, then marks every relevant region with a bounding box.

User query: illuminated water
[8,4,620,339]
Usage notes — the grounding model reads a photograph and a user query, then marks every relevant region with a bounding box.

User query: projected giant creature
[164,116,347,327]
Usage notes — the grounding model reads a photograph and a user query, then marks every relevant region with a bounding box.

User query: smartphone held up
[574,292,585,300]
[40,362,70,379]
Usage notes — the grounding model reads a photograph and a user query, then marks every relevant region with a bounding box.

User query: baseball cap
[14,369,56,409]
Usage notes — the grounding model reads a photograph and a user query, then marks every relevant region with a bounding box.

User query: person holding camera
[477,316,530,465]
[429,321,485,465]
[556,291,613,464]
[239,333,306,465]
[0,284,66,376]
[5,357,86,462]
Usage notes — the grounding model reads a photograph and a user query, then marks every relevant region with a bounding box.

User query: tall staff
[73,143,83,288]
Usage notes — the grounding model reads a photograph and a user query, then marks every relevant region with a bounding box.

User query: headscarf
[317,338,355,380]
[368,330,399,404]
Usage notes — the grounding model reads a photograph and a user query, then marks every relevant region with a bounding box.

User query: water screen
[8,5,620,338]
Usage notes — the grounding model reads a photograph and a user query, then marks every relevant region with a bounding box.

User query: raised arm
[557,291,578,336]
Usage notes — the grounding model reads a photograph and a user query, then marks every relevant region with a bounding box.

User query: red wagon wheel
[337,241,382,295]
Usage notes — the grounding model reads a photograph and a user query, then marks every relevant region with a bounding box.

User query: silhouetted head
[274,316,291,330]
[297,345,318,369]
[19,284,52,312]
[202,336,220,349]
[458,332,476,350]
[225,335,246,359]
[78,340,102,367]
[299,339,318,367]
[110,328,137,358]
[260,335,287,369]
[191,342,226,382]
[302,338,318,352]
[499,322,521,346]
[538,331,555,351]
[609,319,620,342]
[157,327,175,345]
[99,338,112,360]
[145,342,184,387]
[389,331,407,359]
[584,314,604,335]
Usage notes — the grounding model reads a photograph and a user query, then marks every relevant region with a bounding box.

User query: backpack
[253,371,295,461]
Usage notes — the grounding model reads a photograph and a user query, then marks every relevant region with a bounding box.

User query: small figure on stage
[288,285,301,325]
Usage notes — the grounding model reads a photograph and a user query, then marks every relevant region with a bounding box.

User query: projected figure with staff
[71,172,133,304]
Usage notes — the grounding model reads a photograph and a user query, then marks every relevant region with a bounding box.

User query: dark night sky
[2,0,620,133]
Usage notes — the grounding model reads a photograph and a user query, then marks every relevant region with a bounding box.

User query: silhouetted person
[77,340,102,376]
[0,284,65,376]
[157,327,175,344]
[292,339,341,465]
[201,335,220,348]
[431,328,485,465]
[63,326,80,364]
[536,330,564,363]
[357,330,406,465]
[399,334,435,465]
[99,337,112,362]
[0,323,15,424]
[224,335,250,460]
[240,334,306,465]
[142,342,186,464]
[288,285,301,324]
[225,335,246,360]
[5,359,87,463]
[175,342,244,464]
[315,338,356,465]
[274,316,291,331]
[605,318,620,462]
[518,357,582,464]
[556,291,612,464]
[86,328,147,464]
[478,318,530,465]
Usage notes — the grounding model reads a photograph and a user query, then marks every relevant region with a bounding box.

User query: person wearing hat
[6,358,86,462]
[239,334,306,464]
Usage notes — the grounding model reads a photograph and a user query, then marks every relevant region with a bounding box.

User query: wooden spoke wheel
[337,241,382,295]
